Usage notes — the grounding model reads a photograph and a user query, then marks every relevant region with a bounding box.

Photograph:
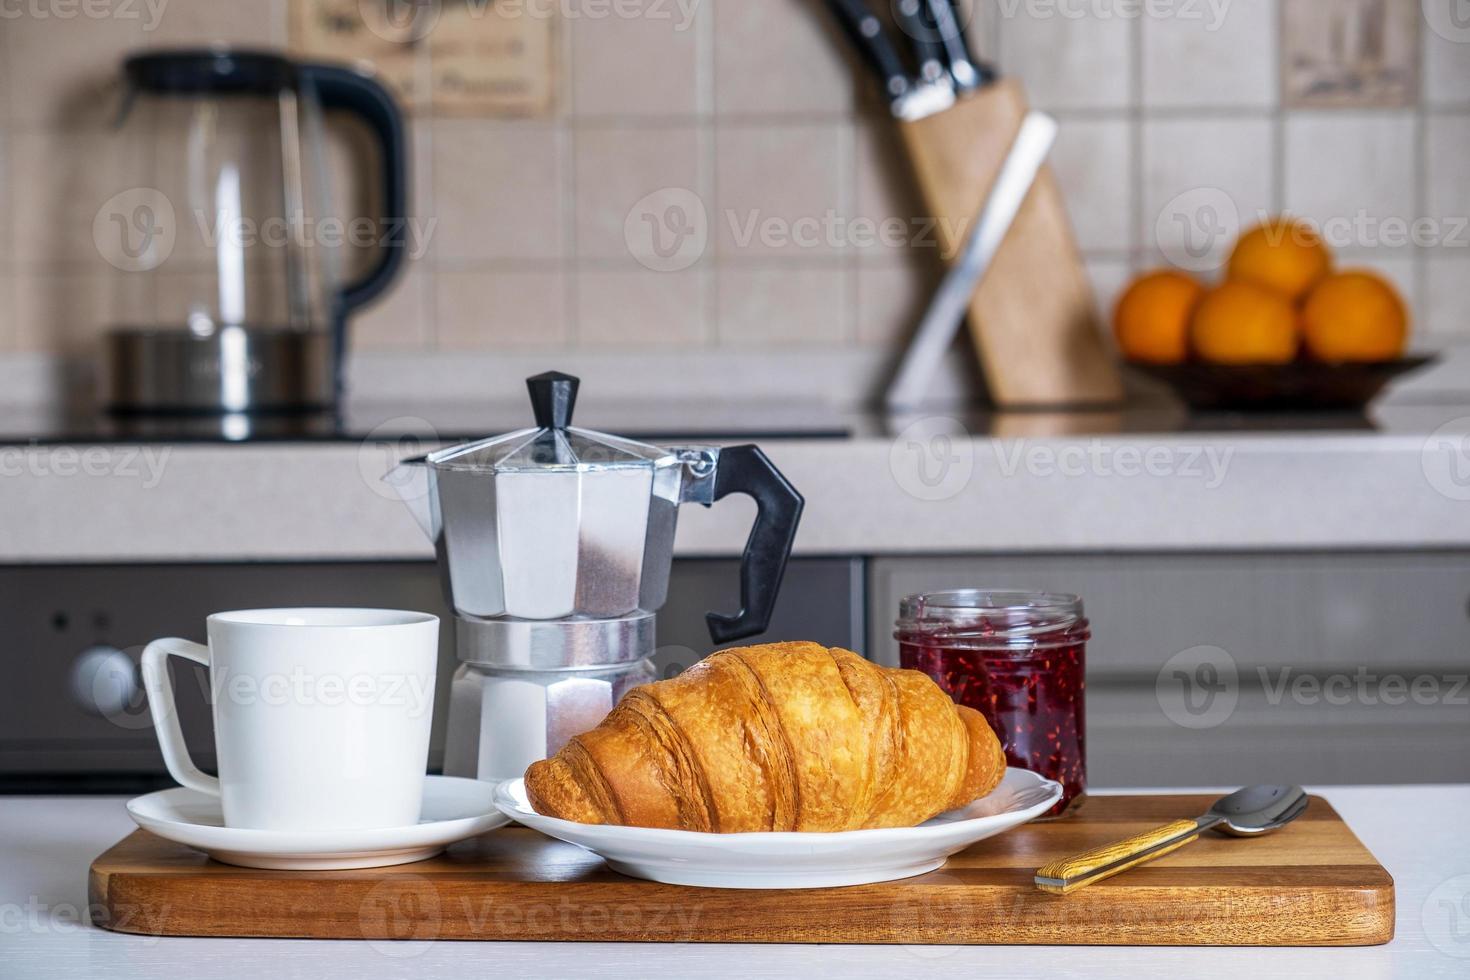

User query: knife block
[898,79,1123,408]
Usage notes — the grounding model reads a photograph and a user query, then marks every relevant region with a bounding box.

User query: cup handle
[140,638,220,797]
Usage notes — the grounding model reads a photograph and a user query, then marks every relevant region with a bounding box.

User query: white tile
[997,4,1133,109]
[3,11,143,126]
[435,268,567,349]
[1085,256,1135,329]
[0,128,8,268]
[144,0,287,46]
[1427,115,1470,246]
[1423,6,1470,106]
[570,1,703,117]
[10,128,150,269]
[575,266,707,347]
[1142,0,1275,108]
[1141,117,1275,273]
[956,0,1001,63]
[431,121,565,261]
[714,123,848,257]
[1051,119,1134,251]
[0,273,13,350]
[1426,254,1470,342]
[714,0,853,115]
[715,265,847,345]
[1283,113,1417,249]
[854,259,940,348]
[853,120,931,261]
[12,271,111,354]
[574,126,702,260]
[353,262,431,351]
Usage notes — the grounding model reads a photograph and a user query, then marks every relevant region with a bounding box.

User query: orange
[1113,270,1204,364]
[1227,218,1333,301]
[1190,281,1299,365]
[1300,271,1408,362]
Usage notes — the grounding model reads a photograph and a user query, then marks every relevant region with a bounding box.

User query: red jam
[896,591,1088,817]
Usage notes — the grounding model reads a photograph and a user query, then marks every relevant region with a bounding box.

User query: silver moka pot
[387,371,803,780]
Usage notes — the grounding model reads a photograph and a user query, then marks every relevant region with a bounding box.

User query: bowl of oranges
[1115,217,1433,411]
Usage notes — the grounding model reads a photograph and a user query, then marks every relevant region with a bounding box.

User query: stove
[0,399,857,446]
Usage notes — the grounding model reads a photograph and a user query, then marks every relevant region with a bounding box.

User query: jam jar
[896,591,1088,816]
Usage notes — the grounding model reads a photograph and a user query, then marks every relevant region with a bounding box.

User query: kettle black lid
[125,48,296,95]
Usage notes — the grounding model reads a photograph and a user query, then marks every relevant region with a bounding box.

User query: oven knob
[69,646,140,718]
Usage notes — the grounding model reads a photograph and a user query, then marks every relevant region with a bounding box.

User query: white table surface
[2,786,1467,979]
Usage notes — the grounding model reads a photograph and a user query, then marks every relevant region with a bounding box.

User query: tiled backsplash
[0,0,1466,401]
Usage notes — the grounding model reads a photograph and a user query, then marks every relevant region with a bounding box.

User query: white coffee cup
[141,608,439,832]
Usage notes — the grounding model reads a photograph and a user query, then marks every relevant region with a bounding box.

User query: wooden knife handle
[1034,818,1204,894]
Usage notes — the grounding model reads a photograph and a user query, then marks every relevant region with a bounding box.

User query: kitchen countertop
[2,785,1466,978]
[2,398,1470,562]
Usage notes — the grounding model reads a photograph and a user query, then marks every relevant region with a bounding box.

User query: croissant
[525,641,1007,832]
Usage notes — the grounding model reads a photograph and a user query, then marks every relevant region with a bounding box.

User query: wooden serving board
[89,795,1393,946]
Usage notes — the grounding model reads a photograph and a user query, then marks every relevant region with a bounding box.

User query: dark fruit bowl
[1128,356,1437,412]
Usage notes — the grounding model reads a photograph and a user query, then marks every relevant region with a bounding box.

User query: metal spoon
[1034,785,1309,894]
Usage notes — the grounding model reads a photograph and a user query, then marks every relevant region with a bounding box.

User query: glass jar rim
[894,590,1087,650]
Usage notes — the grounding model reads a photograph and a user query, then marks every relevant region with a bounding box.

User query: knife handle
[822,0,911,101]
[924,0,993,89]
[893,0,947,82]
[1034,818,1207,894]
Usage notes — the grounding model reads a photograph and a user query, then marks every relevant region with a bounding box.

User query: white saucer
[127,775,510,870]
[495,767,1061,889]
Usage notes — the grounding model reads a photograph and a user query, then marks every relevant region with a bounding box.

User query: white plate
[127,775,510,870]
[495,767,1061,889]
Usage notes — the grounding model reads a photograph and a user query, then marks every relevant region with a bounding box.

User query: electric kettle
[101,48,407,414]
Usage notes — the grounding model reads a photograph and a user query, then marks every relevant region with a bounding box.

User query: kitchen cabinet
[869,554,1470,786]
[0,558,861,790]
[5,552,1465,791]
